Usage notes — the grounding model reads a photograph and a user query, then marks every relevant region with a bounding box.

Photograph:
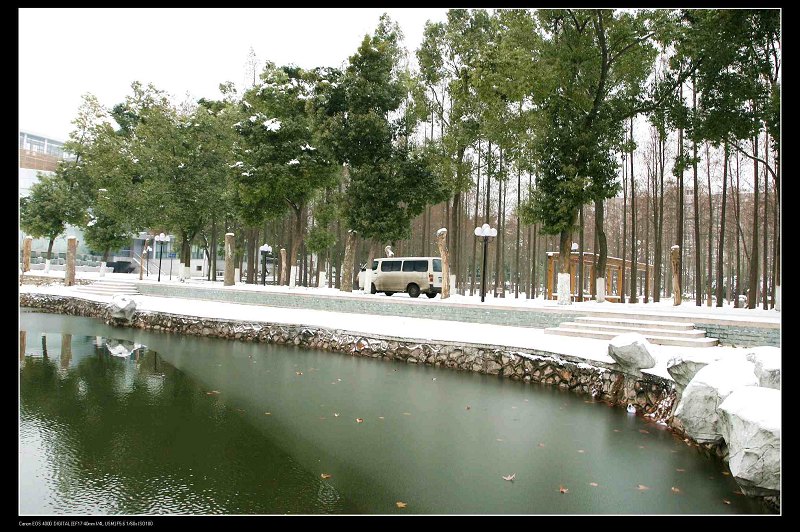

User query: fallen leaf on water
[524,399,529,402]
[671,486,681,494]
[577,449,585,453]
[637,484,650,491]
[496,438,504,442]
[538,443,545,448]
[559,486,568,494]
[589,482,599,487]
[722,499,731,505]
[638,445,646,449]
[722,471,730,476]
[511,406,517,409]
[432,377,437,381]
[396,501,407,509]
[613,429,621,433]
[502,473,515,481]
[296,371,303,376]
[378,416,385,420]
[333,413,340,417]
[264,412,271,415]
[321,473,332,479]
[356,418,364,423]
[639,429,650,434]
[319,416,326,420]
[733,490,743,496]
[337,378,342,382]
[206,390,221,395]
[465,405,471,410]
[402,412,411,416]
[676,468,685,472]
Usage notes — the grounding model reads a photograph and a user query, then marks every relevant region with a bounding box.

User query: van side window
[381,260,401,272]
[432,259,442,272]
[402,260,426,272]
[372,260,378,270]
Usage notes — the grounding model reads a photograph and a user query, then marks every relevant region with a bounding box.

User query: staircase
[76,279,140,297]
[544,316,719,347]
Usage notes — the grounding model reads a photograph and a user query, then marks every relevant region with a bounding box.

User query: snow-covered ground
[21,281,769,381]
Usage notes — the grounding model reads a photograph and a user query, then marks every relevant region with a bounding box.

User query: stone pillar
[224,233,235,286]
[279,248,288,285]
[671,245,681,306]
[22,236,32,272]
[596,277,606,303]
[139,238,148,280]
[436,228,450,299]
[289,265,297,288]
[65,236,77,286]
[557,273,571,305]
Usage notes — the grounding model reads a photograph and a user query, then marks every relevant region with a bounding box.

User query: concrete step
[562,321,707,338]
[544,327,719,348]
[77,279,140,296]
[574,316,695,330]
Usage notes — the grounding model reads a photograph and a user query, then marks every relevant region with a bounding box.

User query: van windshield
[432,259,442,272]
[372,260,378,270]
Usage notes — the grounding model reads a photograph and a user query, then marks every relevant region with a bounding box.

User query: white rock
[608,333,655,371]
[718,386,781,496]
[673,358,758,443]
[667,352,724,389]
[557,273,571,305]
[108,295,137,322]
[745,346,781,390]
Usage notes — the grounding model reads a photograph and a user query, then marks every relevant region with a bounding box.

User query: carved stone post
[279,248,288,285]
[65,236,77,286]
[436,228,450,299]
[22,236,32,272]
[224,233,235,286]
[671,245,681,305]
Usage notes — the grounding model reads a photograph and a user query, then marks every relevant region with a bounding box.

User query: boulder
[108,295,137,322]
[608,333,655,374]
[667,352,724,390]
[718,386,781,497]
[673,358,758,443]
[746,346,781,391]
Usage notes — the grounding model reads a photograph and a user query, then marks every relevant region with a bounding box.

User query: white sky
[19,8,451,141]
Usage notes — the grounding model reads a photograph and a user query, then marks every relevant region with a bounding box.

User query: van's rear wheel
[425,292,437,298]
[407,283,421,298]
[384,291,394,296]
[370,283,377,294]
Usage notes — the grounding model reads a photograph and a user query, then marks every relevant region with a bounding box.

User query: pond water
[19,311,771,515]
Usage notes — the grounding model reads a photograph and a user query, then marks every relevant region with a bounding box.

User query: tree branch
[729,140,777,181]
[608,32,656,66]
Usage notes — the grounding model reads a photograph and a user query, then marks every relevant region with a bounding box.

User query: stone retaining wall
[19,275,93,287]
[134,283,779,348]
[20,292,675,420]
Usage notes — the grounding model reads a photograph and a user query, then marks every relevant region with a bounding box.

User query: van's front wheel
[407,283,421,298]
[425,292,437,298]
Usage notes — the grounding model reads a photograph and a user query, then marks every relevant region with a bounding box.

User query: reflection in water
[20,330,26,362]
[60,334,72,370]
[19,311,774,515]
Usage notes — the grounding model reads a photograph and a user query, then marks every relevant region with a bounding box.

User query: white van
[359,257,443,298]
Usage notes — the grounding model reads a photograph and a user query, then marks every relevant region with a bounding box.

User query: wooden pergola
[545,252,654,303]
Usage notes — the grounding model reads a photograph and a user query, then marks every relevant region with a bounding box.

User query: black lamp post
[155,232,169,282]
[259,244,272,285]
[474,223,497,303]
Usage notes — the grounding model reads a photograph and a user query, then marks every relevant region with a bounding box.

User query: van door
[380,259,403,291]
[402,259,428,292]
[432,258,443,289]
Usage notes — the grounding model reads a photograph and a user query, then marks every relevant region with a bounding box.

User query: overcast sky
[19,8,451,141]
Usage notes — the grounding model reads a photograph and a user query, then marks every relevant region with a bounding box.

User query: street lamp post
[474,223,497,303]
[155,233,169,282]
[259,244,272,286]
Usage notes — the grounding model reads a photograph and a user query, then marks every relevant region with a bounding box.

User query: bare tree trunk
[499,171,507,298]
[515,165,521,298]
[671,245,681,305]
[734,151,742,307]
[279,248,287,285]
[773,146,780,310]
[46,238,54,261]
[676,83,684,302]
[289,205,304,287]
[706,143,714,307]
[470,147,480,296]
[578,204,584,302]
[762,134,769,309]
[595,199,608,302]
[621,152,628,303]
[748,135,760,308]
[340,230,357,292]
[246,228,256,284]
[557,226,573,305]
[692,77,701,305]
[629,117,638,303]
[644,163,650,304]
[715,142,729,307]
